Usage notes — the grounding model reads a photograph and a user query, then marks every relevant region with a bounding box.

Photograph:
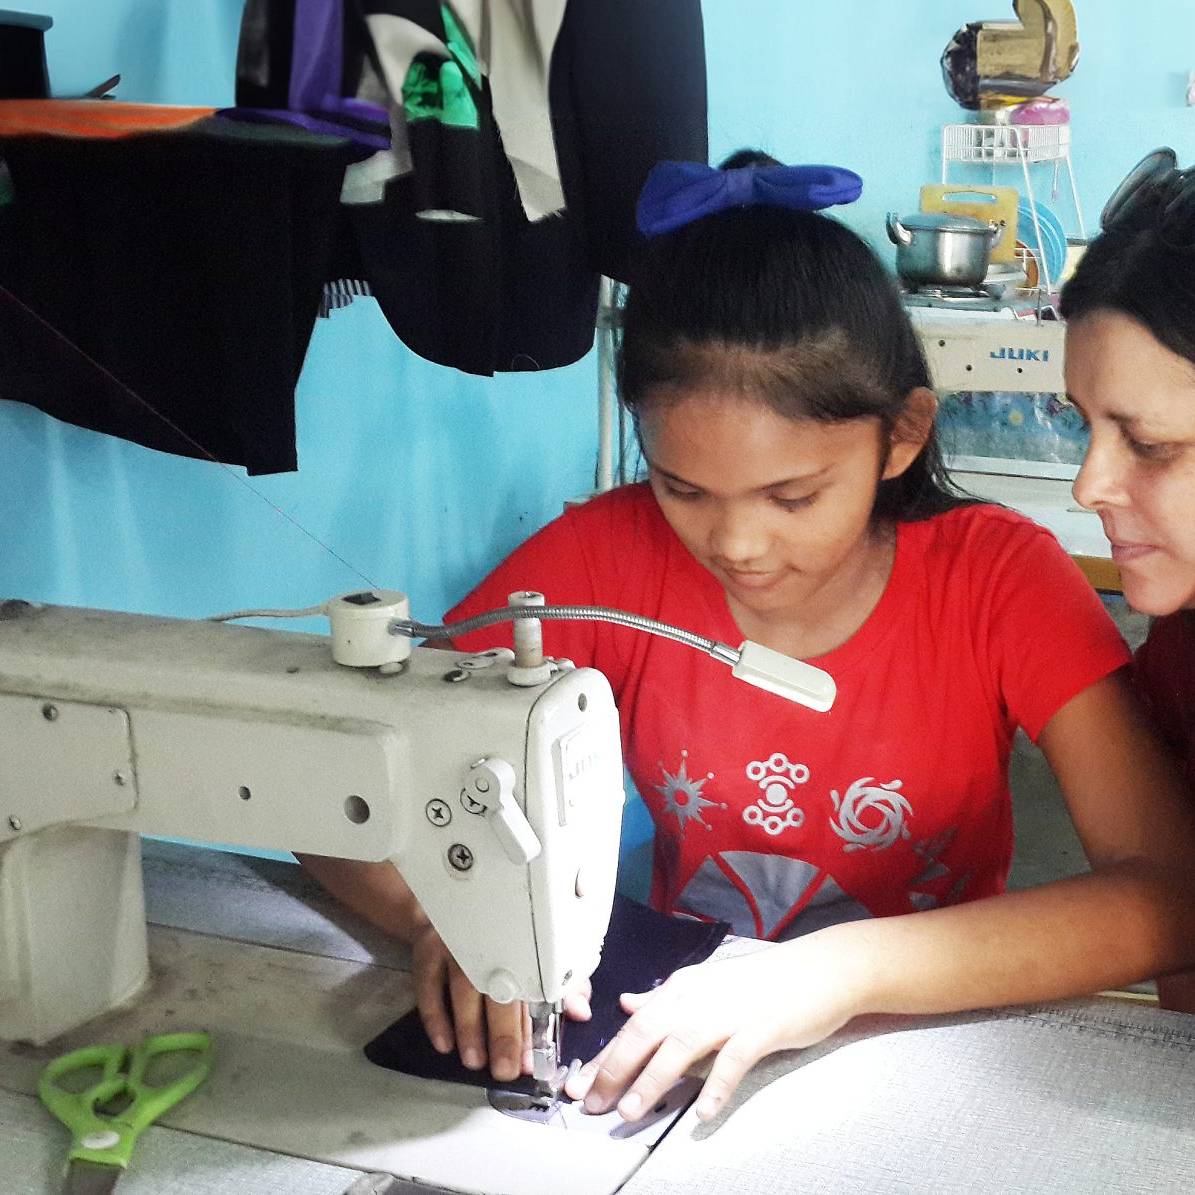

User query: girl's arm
[568,670,1195,1122]
[859,668,1195,1013]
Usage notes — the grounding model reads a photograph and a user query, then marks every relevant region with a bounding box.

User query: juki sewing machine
[0,589,834,1108]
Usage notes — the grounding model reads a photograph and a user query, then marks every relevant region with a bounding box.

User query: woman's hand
[564,934,867,1122]
[412,921,593,1081]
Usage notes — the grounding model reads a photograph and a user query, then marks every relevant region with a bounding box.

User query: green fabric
[402,4,481,129]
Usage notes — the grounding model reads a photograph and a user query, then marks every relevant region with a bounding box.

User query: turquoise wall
[705,2,1195,245]
[7,1,1195,623]
[3,2,1195,876]
[3,2,598,630]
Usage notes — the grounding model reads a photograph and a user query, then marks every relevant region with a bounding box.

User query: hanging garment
[234,0,708,375]
[227,0,391,153]
[0,114,355,474]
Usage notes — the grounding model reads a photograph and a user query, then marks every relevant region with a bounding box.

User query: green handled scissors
[38,1030,212,1194]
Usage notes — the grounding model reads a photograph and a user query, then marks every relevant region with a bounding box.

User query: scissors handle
[39,1031,212,1169]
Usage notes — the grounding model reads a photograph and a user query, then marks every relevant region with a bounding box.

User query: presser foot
[528,1000,564,1100]
[487,1058,581,1122]
[488,1073,703,1137]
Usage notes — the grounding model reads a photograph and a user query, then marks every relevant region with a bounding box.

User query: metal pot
[886,211,1004,289]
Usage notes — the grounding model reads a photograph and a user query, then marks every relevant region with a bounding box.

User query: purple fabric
[271,0,388,144]
[636,160,863,237]
[290,0,343,113]
[335,95,390,123]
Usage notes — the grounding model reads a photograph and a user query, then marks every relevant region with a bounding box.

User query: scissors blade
[65,1160,121,1195]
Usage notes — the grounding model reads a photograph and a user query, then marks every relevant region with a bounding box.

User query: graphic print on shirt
[674,851,872,940]
[908,828,955,910]
[742,752,809,837]
[654,751,725,833]
[829,777,912,852]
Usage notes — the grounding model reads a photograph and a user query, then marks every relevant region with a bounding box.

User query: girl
[1061,145,1195,1014]
[303,153,1195,1122]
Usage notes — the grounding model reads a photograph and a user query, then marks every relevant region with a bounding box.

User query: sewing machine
[0,589,834,1109]
[0,589,630,1109]
[6,595,1194,1194]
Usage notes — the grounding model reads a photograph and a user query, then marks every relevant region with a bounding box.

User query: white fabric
[341,16,440,205]
[624,1000,1195,1195]
[454,0,568,220]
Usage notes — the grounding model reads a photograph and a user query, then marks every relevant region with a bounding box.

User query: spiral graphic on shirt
[829,777,912,852]
[743,752,809,837]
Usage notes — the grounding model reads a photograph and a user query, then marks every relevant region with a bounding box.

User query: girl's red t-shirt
[447,484,1128,940]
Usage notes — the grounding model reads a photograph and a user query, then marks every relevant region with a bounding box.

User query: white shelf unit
[941,122,1086,295]
[942,122,1073,167]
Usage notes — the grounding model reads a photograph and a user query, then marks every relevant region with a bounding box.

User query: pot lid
[896,211,993,234]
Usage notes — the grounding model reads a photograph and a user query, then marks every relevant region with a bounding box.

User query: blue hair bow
[636,160,863,237]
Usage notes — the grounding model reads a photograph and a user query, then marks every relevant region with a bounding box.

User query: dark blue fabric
[636,160,863,237]
[363,893,728,1088]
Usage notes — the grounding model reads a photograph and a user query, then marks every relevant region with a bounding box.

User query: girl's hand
[412,922,592,1081]
[412,922,527,1081]
[564,934,867,1122]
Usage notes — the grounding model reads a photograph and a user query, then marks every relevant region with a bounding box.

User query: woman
[1062,145,1195,1014]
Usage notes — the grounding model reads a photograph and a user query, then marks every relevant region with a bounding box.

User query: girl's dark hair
[620,150,968,521]
[1060,225,1195,368]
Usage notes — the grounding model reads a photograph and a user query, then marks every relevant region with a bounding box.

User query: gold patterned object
[942,0,1080,111]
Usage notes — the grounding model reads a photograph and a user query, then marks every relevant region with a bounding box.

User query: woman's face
[638,389,918,622]
[1069,310,1195,615]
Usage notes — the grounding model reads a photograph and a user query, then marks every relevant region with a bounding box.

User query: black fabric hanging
[0,119,355,474]
[0,0,707,472]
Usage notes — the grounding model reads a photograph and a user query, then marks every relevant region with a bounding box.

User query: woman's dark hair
[620,150,968,521]
[1060,225,1195,369]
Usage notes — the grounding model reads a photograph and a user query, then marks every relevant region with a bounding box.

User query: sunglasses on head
[1100,147,1195,247]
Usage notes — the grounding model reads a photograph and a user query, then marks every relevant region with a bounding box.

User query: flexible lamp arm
[391,602,836,713]
[392,603,731,661]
